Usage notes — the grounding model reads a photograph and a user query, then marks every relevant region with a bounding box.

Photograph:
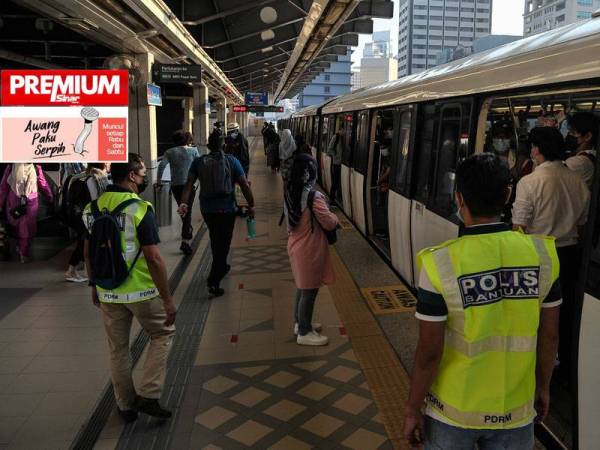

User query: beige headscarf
[8,164,37,196]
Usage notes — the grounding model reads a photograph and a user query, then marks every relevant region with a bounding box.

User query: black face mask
[136,175,148,194]
[564,134,579,155]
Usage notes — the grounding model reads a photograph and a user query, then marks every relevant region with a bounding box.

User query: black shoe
[135,397,172,419]
[208,286,225,297]
[180,241,193,256]
[118,408,138,423]
[224,264,231,276]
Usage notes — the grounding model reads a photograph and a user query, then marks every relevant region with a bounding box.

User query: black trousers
[330,164,342,204]
[170,185,195,240]
[203,212,236,287]
[68,237,84,266]
[556,244,582,379]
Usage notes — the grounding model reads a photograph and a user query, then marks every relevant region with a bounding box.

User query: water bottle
[246,217,257,239]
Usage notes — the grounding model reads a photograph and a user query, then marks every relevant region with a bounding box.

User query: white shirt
[512,160,590,247]
[565,150,596,190]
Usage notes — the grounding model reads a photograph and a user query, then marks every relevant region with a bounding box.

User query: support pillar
[193,83,209,156]
[182,97,193,134]
[217,94,227,131]
[130,52,158,202]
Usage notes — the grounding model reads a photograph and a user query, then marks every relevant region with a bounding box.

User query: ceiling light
[260,7,278,24]
[261,46,274,53]
[261,30,275,41]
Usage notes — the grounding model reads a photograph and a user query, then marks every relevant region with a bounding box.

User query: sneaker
[180,241,193,256]
[65,272,88,283]
[208,286,225,298]
[294,322,322,335]
[296,331,328,346]
[134,397,172,419]
[118,408,138,423]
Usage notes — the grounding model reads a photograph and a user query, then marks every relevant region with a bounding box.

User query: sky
[351,0,526,65]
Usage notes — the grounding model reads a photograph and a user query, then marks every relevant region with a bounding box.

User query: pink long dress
[287,195,338,289]
[0,165,53,257]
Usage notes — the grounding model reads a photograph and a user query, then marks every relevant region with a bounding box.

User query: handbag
[307,191,339,245]
[10,196,28,220]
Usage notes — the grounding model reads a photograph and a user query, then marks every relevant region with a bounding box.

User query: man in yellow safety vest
[404,153,561,449]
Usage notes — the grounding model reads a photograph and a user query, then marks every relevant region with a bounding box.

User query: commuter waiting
[279,129,297,183]
[225,122,250,177]
[0,163,53,263]
[157,130,200,255]
[284,154,338,346]
[512,127,590,384]
[83,154,176,422]
[565,112,599,190]
[326,125,344,207]
[405,154,561,449]
[178,130,255,297]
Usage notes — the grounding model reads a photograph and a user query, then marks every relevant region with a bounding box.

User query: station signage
[0,70,129,162]
[244,91,268,106]
[153,64,202,83]
[233,105,284,113]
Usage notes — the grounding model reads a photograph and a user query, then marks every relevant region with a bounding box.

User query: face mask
[384,130,393,139]
[230,131,239,139]
[381,148,390,157]
[492,139,510,154]
[136,175,148,194]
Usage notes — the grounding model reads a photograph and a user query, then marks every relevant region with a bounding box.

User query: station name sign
[0,70,129,162]
[233,105,284,113]
[244,91,268,106]
[153,64,202,83]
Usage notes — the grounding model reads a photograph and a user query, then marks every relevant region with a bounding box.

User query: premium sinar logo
[0,70,129,162]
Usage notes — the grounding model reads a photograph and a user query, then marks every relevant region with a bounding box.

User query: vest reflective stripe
[445,328,537,357]
[433,248,465,330]
[98,287,158,303]
[425,393,535,428]
[531,236,552,303]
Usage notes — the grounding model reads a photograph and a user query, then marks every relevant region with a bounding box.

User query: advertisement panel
[244,91,268,106]
[0,70,129,162]
[146,83,162,106]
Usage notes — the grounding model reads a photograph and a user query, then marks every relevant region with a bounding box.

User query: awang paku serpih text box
[0,70,129,162]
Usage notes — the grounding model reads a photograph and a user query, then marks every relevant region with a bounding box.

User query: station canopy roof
[0,0,392,103]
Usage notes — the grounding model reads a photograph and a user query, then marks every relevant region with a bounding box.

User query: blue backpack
[89,198,143,290]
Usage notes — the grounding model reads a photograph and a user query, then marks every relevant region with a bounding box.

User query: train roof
[322,16,600,114]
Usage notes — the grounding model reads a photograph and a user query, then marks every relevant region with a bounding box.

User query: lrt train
[280,14,600,450]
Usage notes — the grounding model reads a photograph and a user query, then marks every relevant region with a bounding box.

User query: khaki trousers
[100,297,175,410]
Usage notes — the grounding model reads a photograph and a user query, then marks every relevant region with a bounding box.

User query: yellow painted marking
[361,285,416,315]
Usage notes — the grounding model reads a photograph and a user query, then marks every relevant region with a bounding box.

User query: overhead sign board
[244,91,268,106]
[233,105,284,113]
[154,64,202,83]
[0,69,129,162]
[146,83,162,106]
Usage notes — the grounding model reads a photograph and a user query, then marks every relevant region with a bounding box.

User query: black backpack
[197,151,234,199]
[307,191,339,245]
[89,198,143,290]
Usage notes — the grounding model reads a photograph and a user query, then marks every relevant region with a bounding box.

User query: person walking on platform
[512,127,589,385]
[327,125,343,207]
[178,130,255,298]
[261,122,269,155]
[279,129,297,183]
[265,123,280,173]
[83,154,176,422]
[157,130,200,256]
[64,163,110,282]
[404,154,561,449]
[0,163,53,263]
[225,122,250,177]
[285,154,338,346]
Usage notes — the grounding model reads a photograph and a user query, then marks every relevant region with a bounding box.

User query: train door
[340,113,354,217]
[410,101,472,283]
[320,115,331,193]
[312,115,320,164]
[388,107,416,285]
[365,109,395,255]
[350,110,370,234]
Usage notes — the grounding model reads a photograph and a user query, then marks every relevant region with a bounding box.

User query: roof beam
[224,52,289,73]
[182,0,277,26]
[215,38,296,63]
[202,17,305,49]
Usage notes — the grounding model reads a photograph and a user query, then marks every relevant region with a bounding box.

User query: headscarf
[8,163,37,196]
[284,154,318,229]
[86,165,110,197]
[279,129,296,161]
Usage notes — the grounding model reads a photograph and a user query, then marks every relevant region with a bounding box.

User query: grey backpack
[197,151,234,199]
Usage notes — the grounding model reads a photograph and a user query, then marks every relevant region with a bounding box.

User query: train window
[320,116,330,157]
[341,114,354,166]
[353,111,370,174]
[312,116,320,149]
[430,103,472,218]
[372,109,395,190]
[413,104,437,204]
[390,109,413,196]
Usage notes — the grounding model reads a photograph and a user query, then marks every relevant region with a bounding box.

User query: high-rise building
[298,51,352,108]
[523,0,600,37]
[351,69,362,91]
[364,30,391,57]
[359,56,398,89]
[398,0,493,77]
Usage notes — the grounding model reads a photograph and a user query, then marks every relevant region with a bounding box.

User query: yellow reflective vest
[83,190,158,304]
[417,227,560,429]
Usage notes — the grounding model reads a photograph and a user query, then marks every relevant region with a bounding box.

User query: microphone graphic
[74,107,99,156]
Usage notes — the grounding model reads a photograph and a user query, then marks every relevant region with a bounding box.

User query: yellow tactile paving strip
[329,250,411,450]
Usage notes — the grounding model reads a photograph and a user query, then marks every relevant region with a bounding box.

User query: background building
[364,30,392,57]
[351,69,362,91]
[523,0,600,37]
[398,0,493,77]
[358,56,398,88]
[299,51,352,107]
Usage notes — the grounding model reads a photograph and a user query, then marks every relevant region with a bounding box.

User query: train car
[296,14,600,450]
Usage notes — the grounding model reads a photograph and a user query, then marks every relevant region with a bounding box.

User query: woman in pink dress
[284,154,338,346]
[0,163,53,263]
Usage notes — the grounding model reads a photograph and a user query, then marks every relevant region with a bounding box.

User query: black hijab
[284,154,318,229]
